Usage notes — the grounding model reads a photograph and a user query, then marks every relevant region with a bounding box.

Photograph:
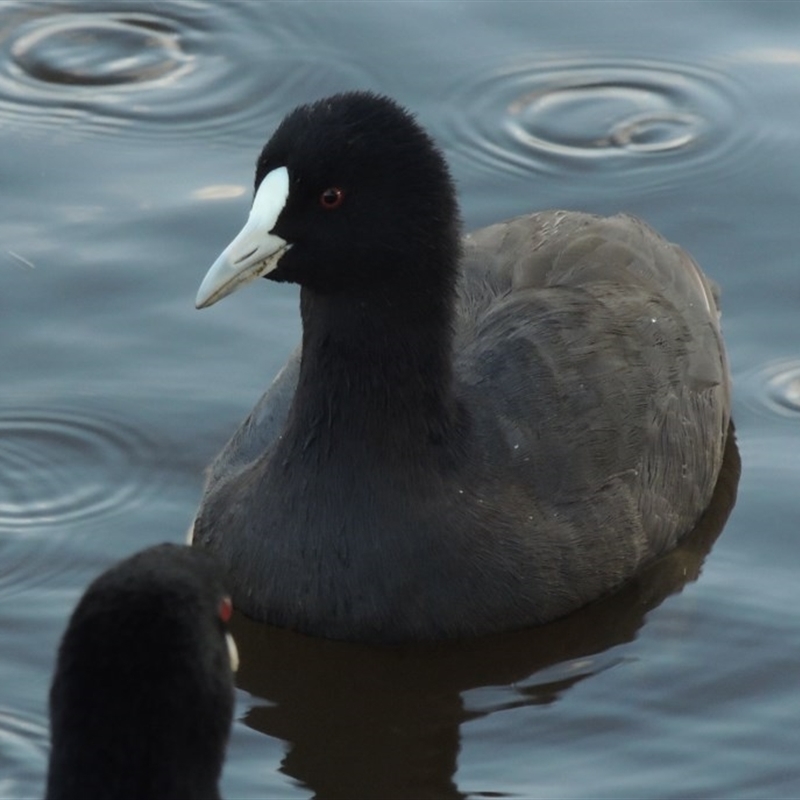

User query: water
[1,1,798,797]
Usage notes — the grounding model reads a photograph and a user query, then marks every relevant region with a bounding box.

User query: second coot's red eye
[218,596,233,623]
[320,187,345,209]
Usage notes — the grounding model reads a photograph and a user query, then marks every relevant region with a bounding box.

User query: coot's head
[46,544,237,800]
[196,91,460,305]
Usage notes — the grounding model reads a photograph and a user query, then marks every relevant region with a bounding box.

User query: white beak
[196,166,291,309]
[225,632,240,673]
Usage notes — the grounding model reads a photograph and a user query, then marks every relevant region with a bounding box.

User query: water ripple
[0,1,371,144]
[10,13,191,88]
[443,58,748,183]
[462,653,628,714]
[0,709,48,798]
[763,363,800,416]
[739,358,800,421]
[0,405,157,534]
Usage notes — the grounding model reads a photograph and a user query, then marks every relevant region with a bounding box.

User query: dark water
[2,1,799,797]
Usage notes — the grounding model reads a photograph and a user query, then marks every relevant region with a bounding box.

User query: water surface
[2,2,799,797]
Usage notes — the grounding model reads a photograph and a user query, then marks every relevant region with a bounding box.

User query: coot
[192,91,730,643]
[46,544,237,800]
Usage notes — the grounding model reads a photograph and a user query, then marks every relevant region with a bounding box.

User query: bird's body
[192,93,730,643]
[46,545,237,800]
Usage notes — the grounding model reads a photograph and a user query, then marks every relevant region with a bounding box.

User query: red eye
[320,187,345,209]
[218,596,233,623]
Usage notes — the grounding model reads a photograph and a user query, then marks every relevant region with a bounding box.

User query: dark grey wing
[454,211,730,557]
[203,346,301,493]
[463,211,727,391]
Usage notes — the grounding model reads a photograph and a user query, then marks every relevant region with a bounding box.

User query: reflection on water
[231,430,739,800]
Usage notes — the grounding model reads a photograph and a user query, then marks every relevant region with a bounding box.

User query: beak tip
[195,290,212,310]
[195,270,225,309]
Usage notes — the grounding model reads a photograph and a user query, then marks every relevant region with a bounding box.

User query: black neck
[284,271,461,463]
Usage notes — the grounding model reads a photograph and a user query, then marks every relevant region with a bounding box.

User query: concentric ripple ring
[0,406,157,533]
[0,3,372,143]
[738,359,800,420]
[443,58,747,182]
